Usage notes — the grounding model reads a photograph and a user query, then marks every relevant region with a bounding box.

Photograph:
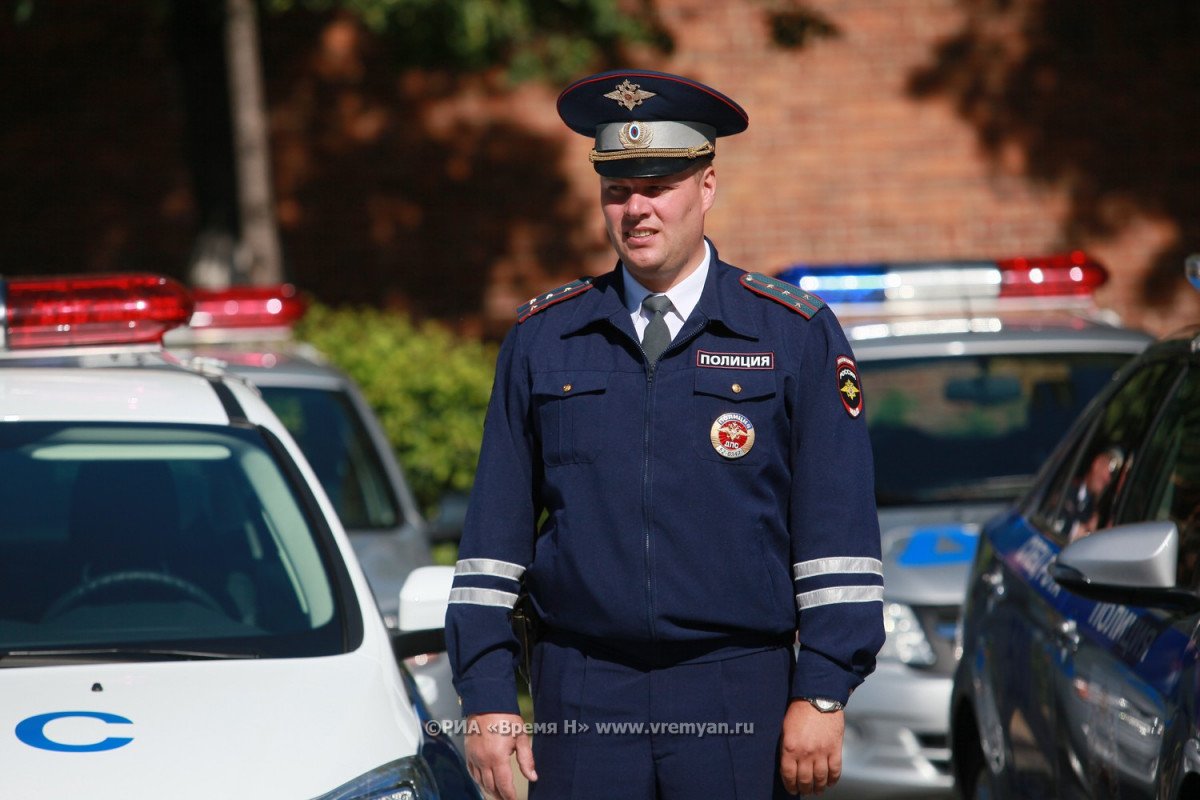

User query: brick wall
[510,0,1200,335]
[5,0,1198,337]
[417,0,1199,335]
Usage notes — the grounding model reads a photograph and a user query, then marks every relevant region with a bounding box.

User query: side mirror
[392,565,454,661]
[1050,521,1200,612]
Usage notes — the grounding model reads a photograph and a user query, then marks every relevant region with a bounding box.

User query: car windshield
[863,353,1135,505]
[0,422,347,659]
[258,386,402,531]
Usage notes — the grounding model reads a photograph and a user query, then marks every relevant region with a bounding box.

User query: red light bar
[4,274,194,349]
[997,252,1108,298]
[188,285,307,329]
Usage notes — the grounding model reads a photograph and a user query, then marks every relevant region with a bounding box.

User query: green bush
[294,304,498,518]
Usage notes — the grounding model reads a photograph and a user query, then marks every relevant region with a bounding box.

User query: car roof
[844,313,1154,361]
[172,340,354,390]
[0,343,289,431]
[0,353,283,429]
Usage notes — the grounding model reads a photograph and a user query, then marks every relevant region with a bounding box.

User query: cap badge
[605,79,656,111]
[710,412,755,459]
[618,121,653,149]
[836,355,864,419]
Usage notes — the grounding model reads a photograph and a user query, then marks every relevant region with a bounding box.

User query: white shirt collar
[623,241,711,338]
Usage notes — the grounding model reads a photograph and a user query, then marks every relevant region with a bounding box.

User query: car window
[862,353,1135,505]
[259,386,402,530]
[1111,364,1200,589]
[1032,359,1183,544]
[0,422,346,658]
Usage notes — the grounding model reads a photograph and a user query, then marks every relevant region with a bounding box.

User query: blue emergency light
[775,252,1107,311]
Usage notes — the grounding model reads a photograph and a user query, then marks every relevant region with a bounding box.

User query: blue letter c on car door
[16,711,134,752]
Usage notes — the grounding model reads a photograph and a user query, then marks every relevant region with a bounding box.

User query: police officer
[446,70,885,800]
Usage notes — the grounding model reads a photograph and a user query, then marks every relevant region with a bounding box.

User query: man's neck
[622,241,711,323]
[627,241,710,294]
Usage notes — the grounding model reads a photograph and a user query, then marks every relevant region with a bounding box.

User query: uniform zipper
[639,318,707,648]
[642,362,657,642]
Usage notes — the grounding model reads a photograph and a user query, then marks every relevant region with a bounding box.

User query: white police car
[0,274,476,799]
[950,259,1200,799]
[777,254,1153,798]
[165,284,462,737]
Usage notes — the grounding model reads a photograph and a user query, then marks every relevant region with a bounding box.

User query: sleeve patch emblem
[837,356,864,419]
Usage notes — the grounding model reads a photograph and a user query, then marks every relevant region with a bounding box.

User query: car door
[1028,354,1187,798]
[1055,350,1200,799]
[978,357,1183,797]
[968,499,1068,798]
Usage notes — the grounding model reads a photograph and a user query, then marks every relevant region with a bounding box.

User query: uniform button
[563,384,572,392]
[732,383,742,393]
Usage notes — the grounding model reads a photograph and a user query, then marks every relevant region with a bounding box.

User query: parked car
[777,253,1153,797]
[0,273,477,798]
[165,284,462,734]
[951,263,1200,799]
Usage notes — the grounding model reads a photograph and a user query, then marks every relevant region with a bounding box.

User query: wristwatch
[801,697,844,713]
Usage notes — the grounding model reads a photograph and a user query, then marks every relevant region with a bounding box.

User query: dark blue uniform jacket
[447,246,885,717]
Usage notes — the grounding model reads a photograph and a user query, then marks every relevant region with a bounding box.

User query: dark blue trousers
[528,636,793,799]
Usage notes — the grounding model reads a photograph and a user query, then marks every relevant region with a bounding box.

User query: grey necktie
[641,294,674,363]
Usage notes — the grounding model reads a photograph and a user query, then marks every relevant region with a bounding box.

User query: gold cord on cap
[589,142,715,163]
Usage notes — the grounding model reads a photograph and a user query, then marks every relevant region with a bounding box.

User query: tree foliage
[293,303,499,516]
[267,0,672,83]
[759,0,841,49]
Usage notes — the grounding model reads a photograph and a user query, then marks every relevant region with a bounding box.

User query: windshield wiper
[0,647,259,663]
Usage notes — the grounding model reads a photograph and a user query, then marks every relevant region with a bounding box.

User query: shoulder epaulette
[516,278,594,322]
[740,272,826,319]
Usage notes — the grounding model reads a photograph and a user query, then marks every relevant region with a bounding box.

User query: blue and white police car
[0,274,476,799]
[950,258,1200,799]
[777,253,1153,798]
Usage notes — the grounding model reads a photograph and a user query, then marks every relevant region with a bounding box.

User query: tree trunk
[171,0,238,289]
[225,0,282,286]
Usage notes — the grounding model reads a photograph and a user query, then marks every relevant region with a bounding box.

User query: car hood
[1,651,422,798]
[879,504,1004,605]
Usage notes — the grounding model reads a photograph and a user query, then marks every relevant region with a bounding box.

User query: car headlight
[313,756,438,800]
[877,602,936,666]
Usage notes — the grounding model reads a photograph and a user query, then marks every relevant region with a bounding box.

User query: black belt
[539,627,794,670]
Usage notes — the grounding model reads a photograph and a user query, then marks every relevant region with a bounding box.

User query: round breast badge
[710,412,755,459]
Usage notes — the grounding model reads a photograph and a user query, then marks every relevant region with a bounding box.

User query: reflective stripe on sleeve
[448,587,521,609]
[795,585,885,610]
[454,558,526,581]
[792,557,883,581]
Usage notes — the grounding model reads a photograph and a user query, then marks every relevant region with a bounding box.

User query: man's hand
[463,712,537,800]
[779,699,844,796]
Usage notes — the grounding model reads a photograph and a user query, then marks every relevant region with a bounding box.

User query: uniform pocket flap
[694,369,776,401]
[533,371,609,398]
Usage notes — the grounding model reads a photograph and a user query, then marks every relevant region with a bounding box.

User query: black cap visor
[593,154,714,179]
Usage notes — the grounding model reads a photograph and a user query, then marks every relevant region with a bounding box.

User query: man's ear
[700,164,717,213]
